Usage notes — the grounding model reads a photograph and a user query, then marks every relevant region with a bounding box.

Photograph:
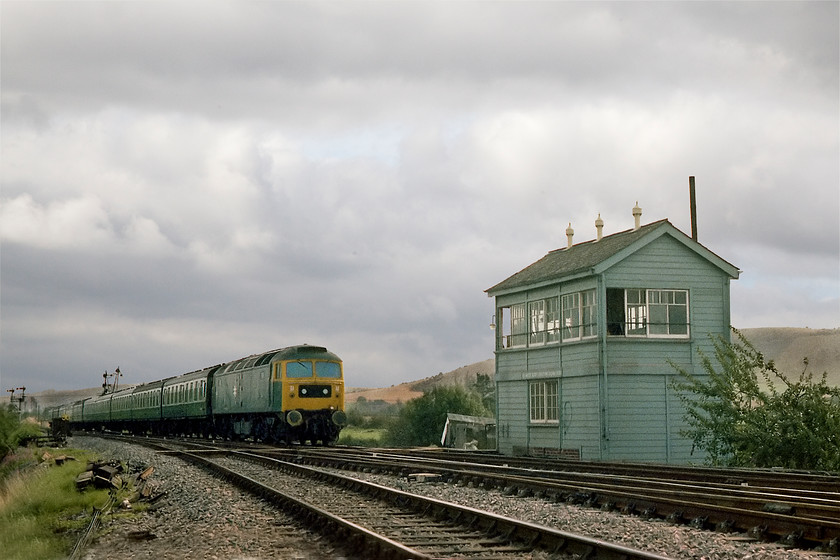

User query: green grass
[338,426,387,447]
[0,447,115,560]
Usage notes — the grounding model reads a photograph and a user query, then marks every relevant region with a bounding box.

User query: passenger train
[50,345,347,445]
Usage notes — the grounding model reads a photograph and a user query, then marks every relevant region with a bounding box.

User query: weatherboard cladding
[486,219,738,295]
[490,217,739,463]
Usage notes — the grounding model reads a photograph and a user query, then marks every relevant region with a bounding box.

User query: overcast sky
[2,1,838,394]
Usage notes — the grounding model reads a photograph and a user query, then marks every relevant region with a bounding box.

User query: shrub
[671,328,840,470]
[0,407,27,461]
[386,385,490,447]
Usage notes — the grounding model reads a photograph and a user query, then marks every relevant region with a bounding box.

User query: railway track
[111,436,671,559]
[259,446,840,552]
[403,448,840,493]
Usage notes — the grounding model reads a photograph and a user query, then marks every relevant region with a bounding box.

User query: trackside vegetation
[342,376,494,448]
[0,407,121,560]
[385,385,491,447]
[671,328,840,471]
[0,407,43,460]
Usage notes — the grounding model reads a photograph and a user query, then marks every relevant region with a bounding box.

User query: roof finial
[632,201,642,231]
[595,213,604,241]
[566,222,574,249]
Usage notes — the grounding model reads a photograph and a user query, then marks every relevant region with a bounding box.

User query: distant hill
[348,328,839,404]
[740,327,840,386]
[346,359,495,405]
[27,328,839,411]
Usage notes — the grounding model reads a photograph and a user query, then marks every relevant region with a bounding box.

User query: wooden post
[689,176,698,241]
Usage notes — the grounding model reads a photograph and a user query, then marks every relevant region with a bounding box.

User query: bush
[0,407,41,462]
[671,328,840,471]
[386,385,490,447]
[0,407,18,460]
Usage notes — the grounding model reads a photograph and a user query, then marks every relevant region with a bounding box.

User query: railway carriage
[51,344,347,445]
[162,367,214,436]
[109,387,135,427]
[80,393,111,430]
[70,400,86,425]
[129,379,166,433]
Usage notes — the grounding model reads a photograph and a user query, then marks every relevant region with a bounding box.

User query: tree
[472,374,496,415]
[386,385,490,447]
[0,405,19,460]
[670,328,840,470]
[0,406,41,461]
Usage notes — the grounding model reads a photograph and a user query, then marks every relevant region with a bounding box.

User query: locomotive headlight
[322,388,328,396]
[301,387,308,395]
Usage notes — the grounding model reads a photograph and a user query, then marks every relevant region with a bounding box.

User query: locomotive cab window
[315,362,341,378]
[286,361,313,378]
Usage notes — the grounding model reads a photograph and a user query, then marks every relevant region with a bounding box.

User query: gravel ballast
[72,437,830,560]
[73,437,349,560]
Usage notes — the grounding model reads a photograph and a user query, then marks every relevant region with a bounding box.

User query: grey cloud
[5,3,835,120]
[1,2,837,393]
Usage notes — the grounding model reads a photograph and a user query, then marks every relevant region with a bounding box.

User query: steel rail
[311,451,840,522]
[117,438,433,559]
[272,447,840,550]
[68,493,116,560]
[393,447,840,493]
[111,435,673,559]
[287,447,839,508]
[93,435,840,551]
[230,450,674,560]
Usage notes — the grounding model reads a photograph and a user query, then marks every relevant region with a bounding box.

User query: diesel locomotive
[50,345,347,445]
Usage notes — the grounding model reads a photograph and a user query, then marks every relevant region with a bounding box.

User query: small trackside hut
[486,202,739,463]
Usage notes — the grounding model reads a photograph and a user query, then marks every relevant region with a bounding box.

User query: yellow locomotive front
[271,345,347,444]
